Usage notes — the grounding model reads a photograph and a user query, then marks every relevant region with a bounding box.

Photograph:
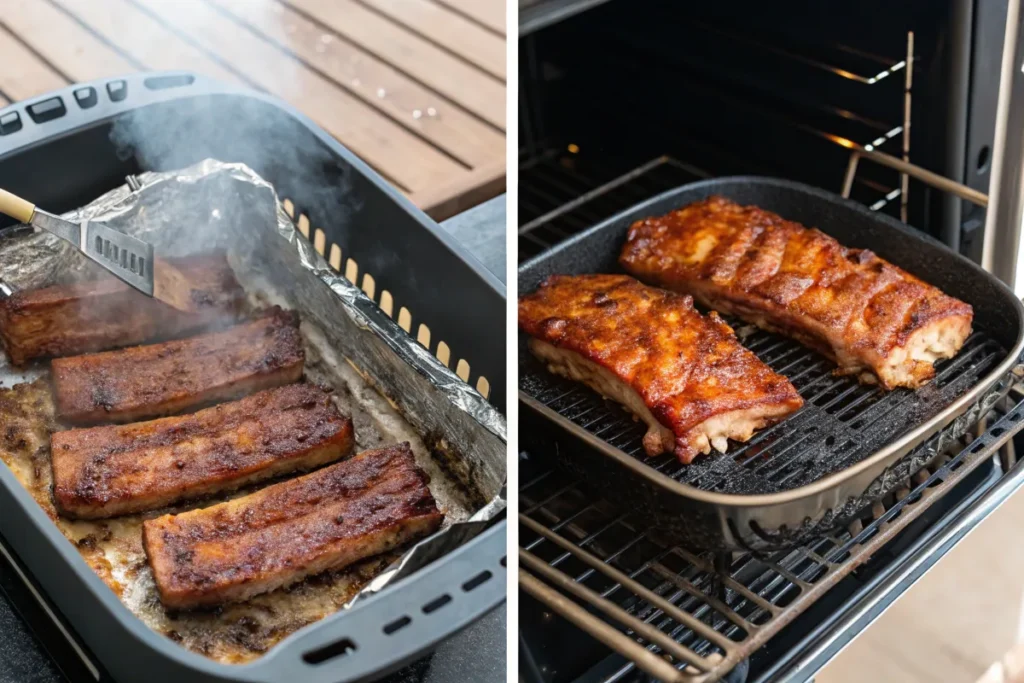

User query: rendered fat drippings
[0,315,475,664]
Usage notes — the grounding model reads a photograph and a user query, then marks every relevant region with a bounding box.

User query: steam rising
[109,92,361,239]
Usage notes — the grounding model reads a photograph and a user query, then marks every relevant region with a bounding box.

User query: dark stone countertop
[0,195,507,683]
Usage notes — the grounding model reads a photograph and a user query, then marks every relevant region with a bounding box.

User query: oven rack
[520,0,910,89]
[519,150,897,261]
[519,394,1024,682]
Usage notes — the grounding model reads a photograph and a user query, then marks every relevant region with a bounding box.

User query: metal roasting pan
[519,176,1024,552]
[0,72,506,683]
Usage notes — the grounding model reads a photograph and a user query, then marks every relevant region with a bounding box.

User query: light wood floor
[818,488,1024,683]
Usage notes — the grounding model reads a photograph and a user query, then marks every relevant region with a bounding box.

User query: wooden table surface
[0,0,506,219]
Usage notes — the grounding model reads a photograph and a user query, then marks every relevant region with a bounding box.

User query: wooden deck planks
[0,22,69,102]
[132,0,465,193]
[360,0,506,80]
[48,0,251,88]
[434,0,506,35]
[285,0,505,130]
[0,0,506,214]
[210,0,503,169]
[0,0,139,80]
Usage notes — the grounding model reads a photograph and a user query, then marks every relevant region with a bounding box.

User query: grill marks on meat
[619,196,974,389]
[143,443,442,609]
[51,384,354,519]
[519,274,804,463]
[51,308,304,425]
[0,252,243,366]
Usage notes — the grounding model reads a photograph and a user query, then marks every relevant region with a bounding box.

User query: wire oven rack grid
[520,396,1024,682]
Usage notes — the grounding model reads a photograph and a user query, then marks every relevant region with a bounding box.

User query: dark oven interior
[519,0,1002,263]
[518,2,1023,681]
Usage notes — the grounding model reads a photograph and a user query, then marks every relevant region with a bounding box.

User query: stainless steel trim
[983,0,1024,292]
[901,31,914,223]
[519,0,615,36]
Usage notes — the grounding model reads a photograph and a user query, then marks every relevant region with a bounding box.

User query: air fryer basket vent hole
[398,307,412,332]
[281,197,493,401]
[302,637,357,664]
[344,258,359,283]
[436,341,451,367]
[462,570,492,592]
[383,616,412,635]
[417,324,431,348]
[422,594,452,614]
[379,290,394,317]
[361,273,376,300]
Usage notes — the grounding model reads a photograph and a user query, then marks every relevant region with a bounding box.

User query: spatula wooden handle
[0,188,35,224]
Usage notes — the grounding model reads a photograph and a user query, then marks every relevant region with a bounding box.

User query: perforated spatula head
[0,187,195,312]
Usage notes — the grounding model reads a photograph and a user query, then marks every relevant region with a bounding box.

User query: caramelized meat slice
[0,251,243,366]
[51,383,353,519]
[519,274,803,463]
[620,196,974,389]
[143,443,442,609]
[52,308,304,425]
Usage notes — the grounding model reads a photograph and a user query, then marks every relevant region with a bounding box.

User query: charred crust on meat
[51,308,305,425]
[619,196,974,389]
[142,443,442,609]
[519,274,804,464]
[51,383,353,518]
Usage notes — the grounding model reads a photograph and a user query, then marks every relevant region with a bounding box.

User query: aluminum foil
[0,160,505,650]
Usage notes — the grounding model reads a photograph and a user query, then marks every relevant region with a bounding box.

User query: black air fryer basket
[519,177,1024,552]
[0,72,505,683]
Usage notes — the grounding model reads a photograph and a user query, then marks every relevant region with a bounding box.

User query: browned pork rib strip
[51,308,304,425]
[519,274,804,464]
[51,383,353,519]
[143,443,443,609]
[0,252,243,366]
[620,196,974,389]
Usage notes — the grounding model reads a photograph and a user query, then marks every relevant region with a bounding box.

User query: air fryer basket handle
[0,72,253,158]
[255,522,506,683]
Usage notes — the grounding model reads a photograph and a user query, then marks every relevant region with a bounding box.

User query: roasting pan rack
[517,145,1021,680]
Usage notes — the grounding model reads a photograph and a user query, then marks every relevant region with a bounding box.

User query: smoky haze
[109,85,360,240]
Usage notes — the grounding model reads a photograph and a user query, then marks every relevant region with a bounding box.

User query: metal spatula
[0,187,195,312]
